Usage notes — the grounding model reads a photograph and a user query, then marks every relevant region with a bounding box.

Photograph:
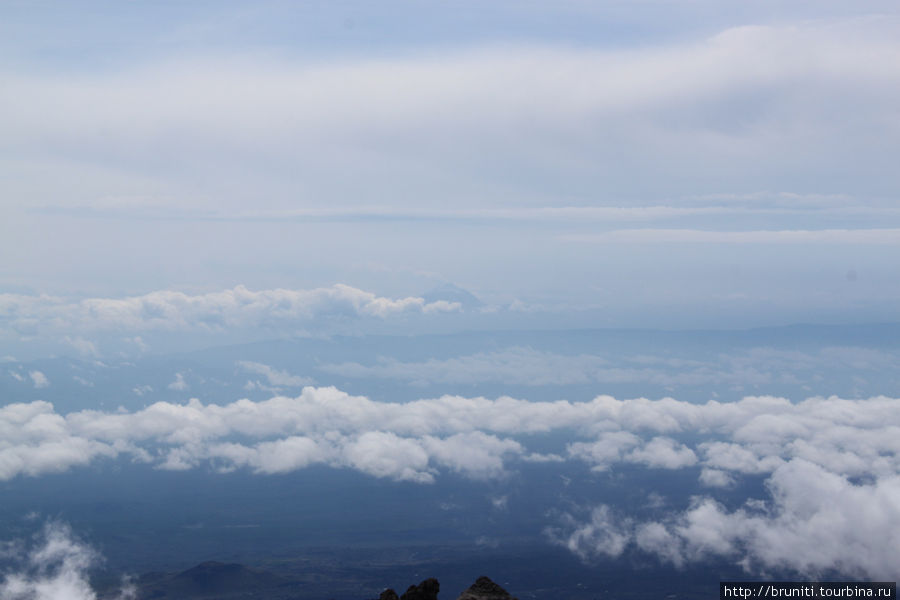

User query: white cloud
[236,361,314,390]
[342,431,434,483]
[421,432,522,480]
[28,371,49,389]
[1,390,900,579]
[547,505,632,561]
[625,436,697,469]
[0,390,896,484]
[0,285,460,338]
[555,460,900,580]
[166,373,188,391]
[698,468,734,488]
[0,522,134,600]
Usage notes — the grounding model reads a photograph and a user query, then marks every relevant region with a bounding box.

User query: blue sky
[2,1,900,328]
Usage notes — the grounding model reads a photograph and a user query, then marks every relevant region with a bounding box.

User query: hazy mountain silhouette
[130,564,514,600]
[135,561,290,599]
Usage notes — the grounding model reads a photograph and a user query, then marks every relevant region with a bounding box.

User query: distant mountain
[129,564,516,600]
[134,561,292,599]
[421,283,484,310]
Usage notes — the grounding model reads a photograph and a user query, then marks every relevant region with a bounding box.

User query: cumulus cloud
[554,460,900,580]
[0,522,133,600]
[0,285,461,338]
[2,390,900,578]
[548,505,632,561]
[1,392,899,483]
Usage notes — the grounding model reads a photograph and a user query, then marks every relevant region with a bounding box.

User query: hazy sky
[2,1,899,327]
[3,5,900,588]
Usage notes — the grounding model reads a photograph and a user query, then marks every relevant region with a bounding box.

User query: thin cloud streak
[563,228,900,244]
[31,203,900,224]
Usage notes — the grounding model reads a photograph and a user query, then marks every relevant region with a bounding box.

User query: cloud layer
[0,285,459,337]
[1,388,900,578]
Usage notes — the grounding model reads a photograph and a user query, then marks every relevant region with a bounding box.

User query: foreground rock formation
[456,576,519,600]
[376,576,516,600]
[378,577,440,600]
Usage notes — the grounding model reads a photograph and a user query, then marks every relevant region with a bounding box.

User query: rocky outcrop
[456,576,517,600]
[401,578,440,600]
[377,577,439,600]
[376,576,514,600]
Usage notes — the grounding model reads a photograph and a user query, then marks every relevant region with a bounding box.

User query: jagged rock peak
[379,577,440,600]
[457,576,517,600]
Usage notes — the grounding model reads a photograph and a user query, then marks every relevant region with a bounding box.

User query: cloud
[28,371,49,389]
[42,202,900,224]
[698,468,734,488]
[2,390,900,578]
[237,361,314,391]
[626,436,697,469]
[0,390,896,483]
[0,521,134,600]
[554,460,900,580]
[166,373,188,391]
[3,17,900,222]
[563,228,900,245]
[548,505,632,561]
[0,285,461,338]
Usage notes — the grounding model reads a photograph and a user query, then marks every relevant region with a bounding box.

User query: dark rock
[457,576,517,600]
[400,578,440,600]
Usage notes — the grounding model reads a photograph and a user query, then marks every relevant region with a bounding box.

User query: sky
[2,3,900,597]
[2,1,900,330]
